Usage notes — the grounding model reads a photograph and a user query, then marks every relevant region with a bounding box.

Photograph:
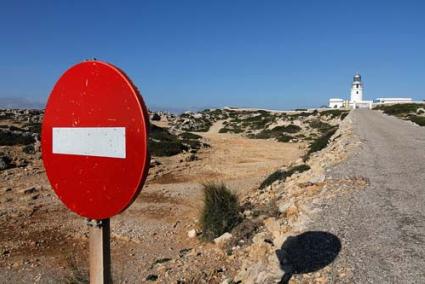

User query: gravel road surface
[309,109,425,283]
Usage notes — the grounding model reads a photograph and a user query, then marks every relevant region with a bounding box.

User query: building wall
[329,100,344,108]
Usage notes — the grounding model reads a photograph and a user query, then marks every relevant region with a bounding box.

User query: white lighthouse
[350,73,363,103]
[328,73,372,109]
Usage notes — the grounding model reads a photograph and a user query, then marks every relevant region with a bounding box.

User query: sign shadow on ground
[275,231,341,284]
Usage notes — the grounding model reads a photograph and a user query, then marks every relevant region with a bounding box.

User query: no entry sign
[42,60,150,220]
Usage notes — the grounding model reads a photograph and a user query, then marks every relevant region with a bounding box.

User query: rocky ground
[0,107,352,283]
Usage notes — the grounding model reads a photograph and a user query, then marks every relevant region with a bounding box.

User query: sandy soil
[0,121,305,283]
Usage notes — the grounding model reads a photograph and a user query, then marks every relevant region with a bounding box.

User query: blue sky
[1,1,424,110]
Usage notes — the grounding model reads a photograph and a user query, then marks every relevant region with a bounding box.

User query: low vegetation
[200,183,241,241]
[320,109,349,119]
[374,103,425,126]
[407,115,425,126]
[148,125,188,156]
[304,126,338,160]
[374,103,425,116]
[148,124,209,157]
[0,129,35,146]
[248,129,293,142]
[259,164,311,189]
[309,119,333,133]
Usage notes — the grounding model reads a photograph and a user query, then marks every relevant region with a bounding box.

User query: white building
[329,98,344,108]
[328,73,372,109]
[328,73,417,109]
[374,97,413,104]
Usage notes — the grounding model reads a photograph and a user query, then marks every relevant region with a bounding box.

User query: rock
[214,232,233,245]
[277,200,293,214]
[286,204,299,219]
[150,158,161,167]
[187,229,197,238]
[308,174,326,184]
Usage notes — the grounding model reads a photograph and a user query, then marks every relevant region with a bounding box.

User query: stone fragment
[214,232,232,245]
[187,229,197,238]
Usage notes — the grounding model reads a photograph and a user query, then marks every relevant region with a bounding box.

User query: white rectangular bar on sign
[52,127,126,159]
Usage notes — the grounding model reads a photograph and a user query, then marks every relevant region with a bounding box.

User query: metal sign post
[88,219,111,284]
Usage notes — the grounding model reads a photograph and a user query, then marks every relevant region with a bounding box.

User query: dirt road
[308,109,425,282]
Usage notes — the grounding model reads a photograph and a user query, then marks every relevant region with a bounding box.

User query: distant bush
[260,164,311,189]
[200,183,241,241]
[320,109,348,119]
[408,115,425,126]
[148,125,188,156]
[241,113,275,130]
[219,125,243,134]
[248,127,294,142]
[260,170,286,189]
[0,129,35,146]
[309,119,333,132]
[151,113,161,121]
[276,134,293,142]
[271,124,302,134]
[178,132,202,140]
[375,103,425,116]
[340,112,349,120]
[287,112,313,120]
[304,126,338,159]
[23,122,42,135]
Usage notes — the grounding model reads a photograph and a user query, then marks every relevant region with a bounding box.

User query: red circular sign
[42,61,150,219]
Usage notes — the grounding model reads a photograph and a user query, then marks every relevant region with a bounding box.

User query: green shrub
[320,109,348,119]
[286,164,311,176]
[408,115,425,126]
[148,125,188,156]
[375,103,425,116]
[259,164,310,189]
[340,112,349,120]
[305,127,338,158]
[271,124,302,133]
[260,170,286,189]
[182,139,202,150]
[287,112,313,120]
[309,119,333,132]
[0,129,35,146]
[248,128,294,142]
[200,183,241,241]
[178,132,202,140]
[276,134,293,142]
